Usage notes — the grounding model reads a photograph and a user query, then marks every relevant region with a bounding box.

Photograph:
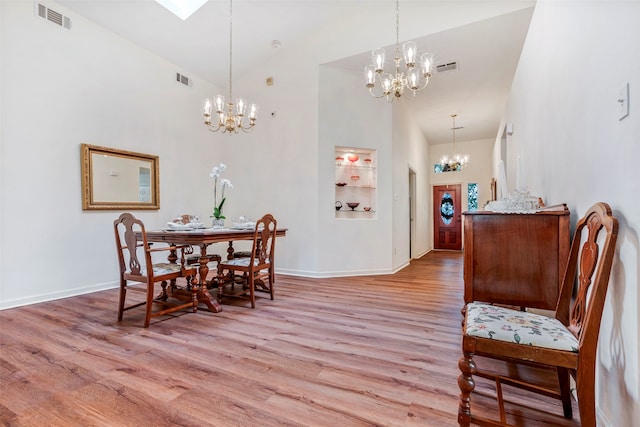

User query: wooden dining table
[142,227,287,313]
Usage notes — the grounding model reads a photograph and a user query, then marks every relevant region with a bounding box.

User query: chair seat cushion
[233,251,253,258]
[220,257,270,268]
[465,302,578,352]
[186,254,221,264]
[152,262,183,275]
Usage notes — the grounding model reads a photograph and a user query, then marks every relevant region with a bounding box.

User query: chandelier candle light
[365,0,434,101]
[440,114,469,171]
[202,0,258,134]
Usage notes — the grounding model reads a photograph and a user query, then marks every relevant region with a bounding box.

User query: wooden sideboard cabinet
[463,205,570,310]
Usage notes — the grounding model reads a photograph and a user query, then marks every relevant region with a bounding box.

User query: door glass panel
[468,183,478,211]
[440,192,454,225]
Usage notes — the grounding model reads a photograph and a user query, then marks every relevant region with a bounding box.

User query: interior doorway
[433,184,462,250]
[409,168,416,259]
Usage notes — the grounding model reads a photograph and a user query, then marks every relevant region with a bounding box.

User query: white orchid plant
[209,163,233,220]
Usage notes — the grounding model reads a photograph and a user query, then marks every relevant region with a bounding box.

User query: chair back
[114,212,151,277]
[555,202,618,354]
[250,213,277,268]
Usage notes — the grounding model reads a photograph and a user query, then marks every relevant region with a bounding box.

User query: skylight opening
[154,0,207,20]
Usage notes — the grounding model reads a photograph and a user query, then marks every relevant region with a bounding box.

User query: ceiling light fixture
[440,114,469,171]
[364,0,434,101]
[201,0,258,134]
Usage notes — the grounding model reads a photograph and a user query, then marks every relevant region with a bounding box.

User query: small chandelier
[364,0,434,101]
[440,114,469,171]
[201,0,258,134]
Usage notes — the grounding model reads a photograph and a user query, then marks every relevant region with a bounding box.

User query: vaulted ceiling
[55,0,535,145]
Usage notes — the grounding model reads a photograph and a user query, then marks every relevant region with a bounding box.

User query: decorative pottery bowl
[363,207,372,212]
[336,182,347,187]
[335,201,343,211]
[347,202,360,210]
[347,154,359,163]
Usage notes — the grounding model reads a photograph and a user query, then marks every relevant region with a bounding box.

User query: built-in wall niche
[335,146,376,219]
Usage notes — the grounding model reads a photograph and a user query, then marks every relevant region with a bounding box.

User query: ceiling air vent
[38,3,71,29]
[176,73,192,87]
[436,62,458,73]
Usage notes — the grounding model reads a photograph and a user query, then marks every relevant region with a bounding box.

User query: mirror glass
[81,144,160,210]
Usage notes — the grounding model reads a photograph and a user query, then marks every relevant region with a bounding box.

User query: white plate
[232,222,256,230]
[165,223,193,231]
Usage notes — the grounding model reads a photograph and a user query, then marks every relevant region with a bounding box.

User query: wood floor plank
[0,251,581,426]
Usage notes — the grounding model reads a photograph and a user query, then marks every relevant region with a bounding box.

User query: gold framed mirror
[81,144,160,210]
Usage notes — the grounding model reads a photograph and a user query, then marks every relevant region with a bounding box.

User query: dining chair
[458,202,618,427]
[114,213,198,327]
[216,213,277,308]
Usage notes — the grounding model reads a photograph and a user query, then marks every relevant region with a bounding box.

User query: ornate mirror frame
[81,143,160,210]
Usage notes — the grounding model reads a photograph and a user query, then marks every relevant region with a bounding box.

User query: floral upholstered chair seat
[152,262,184,276]
[223,257,269,267]
[465,302,578,352]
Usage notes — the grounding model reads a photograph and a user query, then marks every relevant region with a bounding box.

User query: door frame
[408,167,417,259]
[432,183,464,251]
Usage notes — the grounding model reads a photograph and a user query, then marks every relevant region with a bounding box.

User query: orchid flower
[210,163,232,219]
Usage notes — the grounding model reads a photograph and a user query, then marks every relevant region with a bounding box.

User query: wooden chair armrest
[147,246,174,254]
[122,242,152,250]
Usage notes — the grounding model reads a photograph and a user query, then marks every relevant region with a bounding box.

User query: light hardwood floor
[0,251,580,426]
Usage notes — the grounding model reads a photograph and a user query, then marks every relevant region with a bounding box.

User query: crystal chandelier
[201,0,258,134]
[364,0,434,101]
[440,114,469,171]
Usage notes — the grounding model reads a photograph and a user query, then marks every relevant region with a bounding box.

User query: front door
[433,184,462,250]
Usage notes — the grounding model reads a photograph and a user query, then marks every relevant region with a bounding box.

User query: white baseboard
[597,406,613,427]
[0,281,119,310]
[1,261,415,310]
[275,267,394,278]
[412,248,431,259]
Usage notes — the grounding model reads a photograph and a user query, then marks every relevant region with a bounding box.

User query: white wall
[0,1,219,307]
[393,101,433,265]
[316,65,394,276]
[500,1,640,425]
[1,0,540,306]
[315,67,432,275]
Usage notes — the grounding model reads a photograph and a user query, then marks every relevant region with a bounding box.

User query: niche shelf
[335,146,376,219]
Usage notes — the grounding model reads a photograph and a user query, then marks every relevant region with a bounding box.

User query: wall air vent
[38,3,72,29]
[176,72,192,87]
[436,62,458,73]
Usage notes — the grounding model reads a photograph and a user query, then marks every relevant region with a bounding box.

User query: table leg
[195,244,222,313]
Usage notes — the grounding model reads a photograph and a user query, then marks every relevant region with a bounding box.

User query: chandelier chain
[440,113,469,171]
[395,0,400,57]
[228,0,232,100]
[452,114,457,152]
[200,0,258,134]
